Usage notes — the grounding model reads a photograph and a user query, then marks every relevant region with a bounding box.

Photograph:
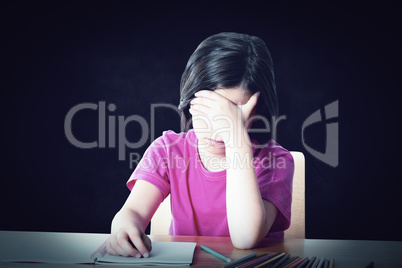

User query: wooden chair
[284,151,305,238]
[150,151,305,239]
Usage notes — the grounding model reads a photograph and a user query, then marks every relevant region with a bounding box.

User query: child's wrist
[224,130,254,171]
[224,126,251,149]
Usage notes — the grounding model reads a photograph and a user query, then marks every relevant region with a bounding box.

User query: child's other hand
[106,225,152,258]
[189,89,259,142]
[238,91,260,125]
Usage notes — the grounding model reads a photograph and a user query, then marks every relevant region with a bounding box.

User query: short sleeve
[255,148,294,233]
[126,136,171,200]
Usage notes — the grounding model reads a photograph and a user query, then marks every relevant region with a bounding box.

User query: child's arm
[106,180,163,257]
[225,127,278,249]
[190,90,277,249]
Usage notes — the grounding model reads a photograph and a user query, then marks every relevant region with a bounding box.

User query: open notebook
[0,231,196,266]
[91,239,196,265]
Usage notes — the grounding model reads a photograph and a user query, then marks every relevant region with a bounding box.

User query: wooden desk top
[150,234,402,267]
[1,231,402,267]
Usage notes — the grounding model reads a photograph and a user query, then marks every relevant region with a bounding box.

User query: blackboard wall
[1,2,401,241]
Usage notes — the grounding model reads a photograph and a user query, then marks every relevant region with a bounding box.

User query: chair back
[285,151,305,238]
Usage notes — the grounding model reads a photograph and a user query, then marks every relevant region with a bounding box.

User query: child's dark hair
[178,32,278,143]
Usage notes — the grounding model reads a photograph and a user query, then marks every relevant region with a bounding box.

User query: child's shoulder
[253,139,293,160]
[253,140,294,172]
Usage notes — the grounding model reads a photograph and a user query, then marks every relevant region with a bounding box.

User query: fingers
[189,96,213,109]
[143,232,153,253]
[107,233,138,257]
[190,90,260,126]
[106,230,151,258]
[190,90,236,116]
[240,91,260,119]
[128,231,151,258]
[194,90,223,101]
[107,234,130,256]
[106,237,119,256]
[189,97,211,116]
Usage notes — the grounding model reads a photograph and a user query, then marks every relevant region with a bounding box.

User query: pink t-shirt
[127,129,294,238]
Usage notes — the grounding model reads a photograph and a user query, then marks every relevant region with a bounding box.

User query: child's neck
[197,146,227,172]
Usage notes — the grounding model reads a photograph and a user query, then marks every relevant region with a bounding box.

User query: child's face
[192,86,253,157]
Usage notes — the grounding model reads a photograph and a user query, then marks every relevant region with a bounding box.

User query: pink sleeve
[126,136,171,200]
[255,150,294,232]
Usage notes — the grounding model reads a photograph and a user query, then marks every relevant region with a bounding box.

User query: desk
[1,231,402,267]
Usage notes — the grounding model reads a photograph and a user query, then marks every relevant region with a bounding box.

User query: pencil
[281,257,301,268]
[200,245,231,263]
[328,258,334,268]
[283,258,302,268]
[224,252,257,268]
[293,257,310,268]
[317,257,326,268]
[271,253,290,268]
[305,256,317,268]
[311,257,321,268]
[254,252,286,268]
[238,253,278,268]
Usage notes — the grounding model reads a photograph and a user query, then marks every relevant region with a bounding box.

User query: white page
[95,242,196,265]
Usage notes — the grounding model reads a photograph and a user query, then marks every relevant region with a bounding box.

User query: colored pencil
[311,257,321,268]
[317,257,326,268]
[281,257,301,268]
[200,245,231,263]
[254,252,286,268]
[286,257,305,268]
[271,253,290,268]
[328,258,334,268]
[294,257,310,268]
[305,256,317,268]
[238,253,278,268]
[224,252,257,268]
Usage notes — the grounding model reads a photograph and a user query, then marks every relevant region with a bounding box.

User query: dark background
[1,2,401,241]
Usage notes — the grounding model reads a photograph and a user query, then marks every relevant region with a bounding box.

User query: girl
[106,32,294,258]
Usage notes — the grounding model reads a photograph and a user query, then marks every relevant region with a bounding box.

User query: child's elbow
[230,234,261,250]
[232,241,255,250]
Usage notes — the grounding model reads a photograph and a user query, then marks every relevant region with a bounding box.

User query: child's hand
[189,89,260,143]
[106,224,152,258]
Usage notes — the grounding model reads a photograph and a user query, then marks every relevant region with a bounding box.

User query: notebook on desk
[0,231,196,266]
[91,240,196,266]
